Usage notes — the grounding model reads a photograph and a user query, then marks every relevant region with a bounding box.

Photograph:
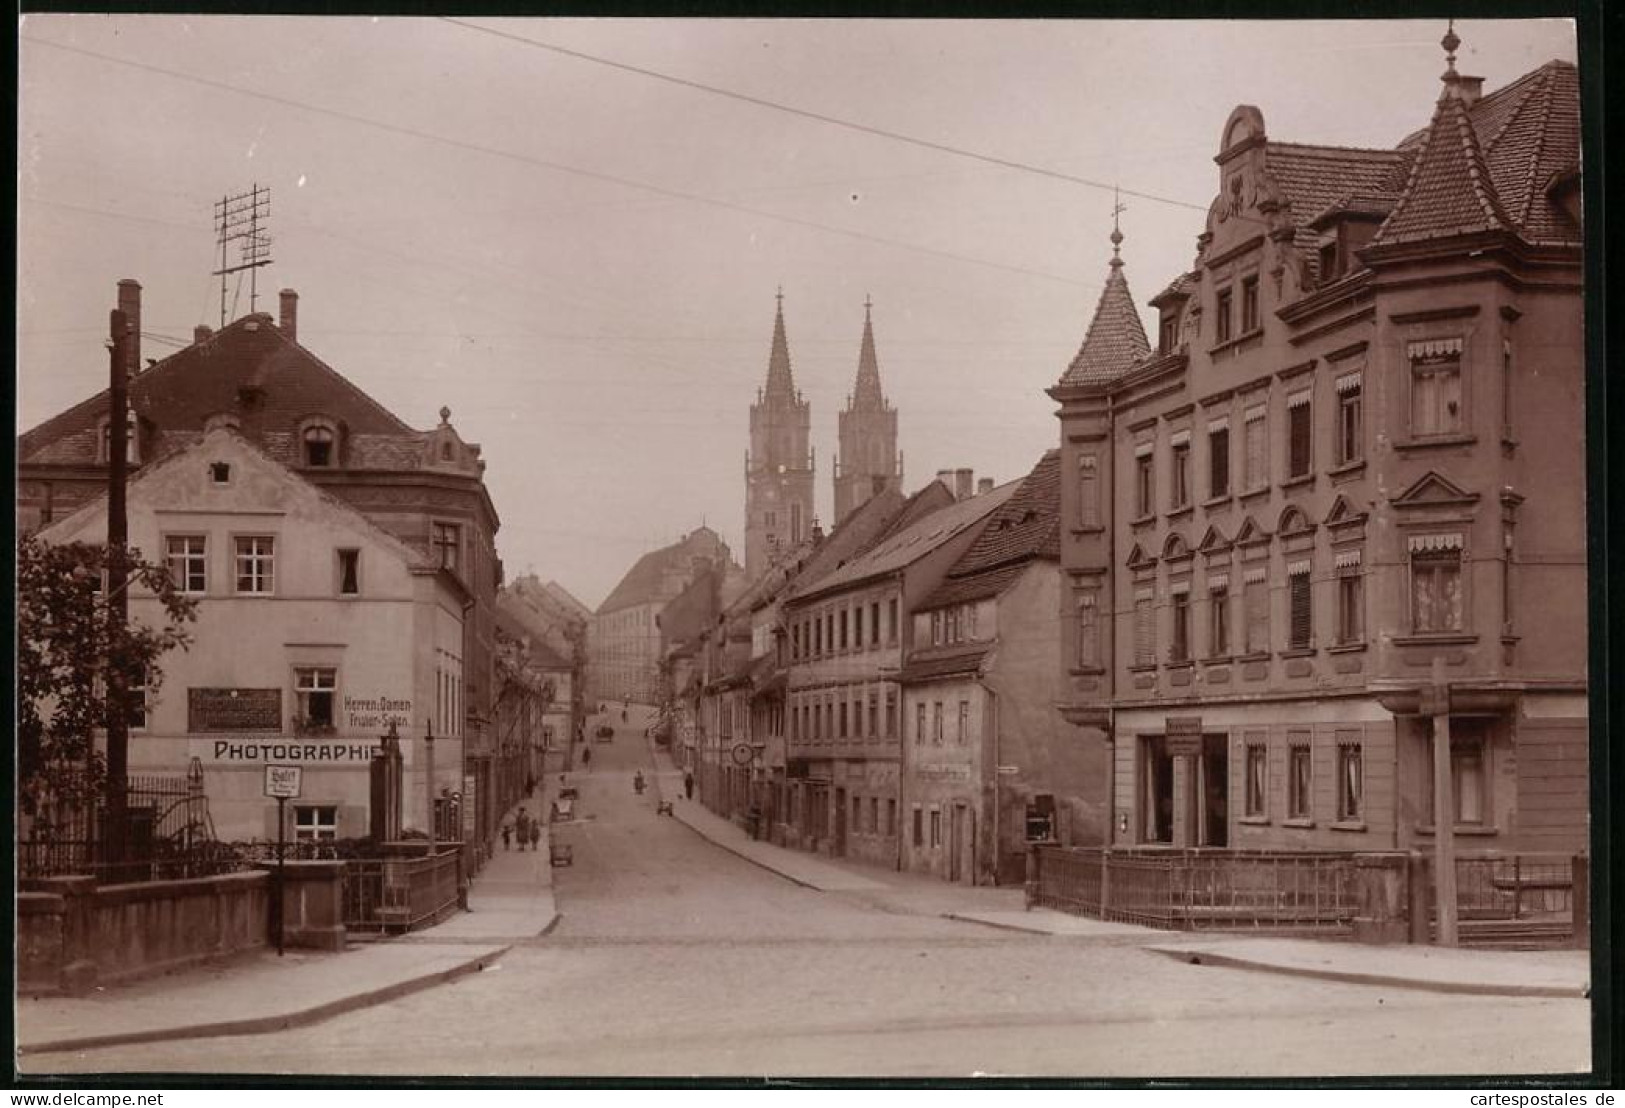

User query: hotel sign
[189,688,281,733]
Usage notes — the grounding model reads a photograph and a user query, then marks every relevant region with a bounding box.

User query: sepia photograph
[13,11,1597,1083]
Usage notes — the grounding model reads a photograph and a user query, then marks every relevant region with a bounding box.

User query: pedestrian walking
[529,821,541,852]
[582,746,592,770]
[501,823,513,851]
[684,771,695,801]
[515,808,531,850]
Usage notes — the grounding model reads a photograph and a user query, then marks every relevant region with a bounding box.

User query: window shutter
[1135,592,1155,666]
[1288,570,1312,648]
[1288,401,1311,476]
[1210,426,1229,497]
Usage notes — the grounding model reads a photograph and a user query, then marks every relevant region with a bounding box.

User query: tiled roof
[794,480,1020,601]
[596,528,731,615]
[1381,61,1579,247]
[1373,84,1513,246]
[919,450,1060,611]
[1058,259,1151,388]
[898,643,991,684]
[1150,272,1195,306]
[1263,143,1413,228]
[19,313,419,469]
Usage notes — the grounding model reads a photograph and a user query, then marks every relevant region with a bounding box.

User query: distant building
[19,283,507,850]
[834,297,903,526]
[744,292,815,580]
[37,426,469,842]
[1051,44,1584,853]
[590,527,742,705]
[901,450,1105,885]
[781,474,1017,863]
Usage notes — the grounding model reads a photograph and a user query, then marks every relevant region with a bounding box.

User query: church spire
[851,294,885,411]
[764,287,796,401]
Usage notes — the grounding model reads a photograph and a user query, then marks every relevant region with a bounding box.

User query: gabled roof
[19,312,423,469]
[596,527,731,615]
[898,642,991,684]
[793,480,1021,602]
[919,451,1060,611]
[1263,142,1413,229]
[1059,239,1151,388]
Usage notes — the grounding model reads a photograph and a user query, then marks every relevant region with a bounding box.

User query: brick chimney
[194,324,214,344]
[117,279,141,377]
[977,477,993,495]
[279,289,299,342]
[955,468,973,500]
[936,469,955,497]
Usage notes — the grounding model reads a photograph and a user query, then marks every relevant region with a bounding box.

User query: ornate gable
[1391,470,1480,508]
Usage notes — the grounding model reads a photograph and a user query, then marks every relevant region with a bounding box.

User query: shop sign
[915,764,971,782]
[264,764,303,799]
[343,695,413,731]
[461,773,478,843]
[194,738,379,765]
[1166,715,1204,757]
[188,688,281,733]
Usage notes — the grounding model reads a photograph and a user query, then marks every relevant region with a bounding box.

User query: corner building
[1052,48,1585,854]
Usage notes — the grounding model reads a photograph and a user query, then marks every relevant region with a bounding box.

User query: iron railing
[342,848,462,933]
[1032,846,1359,931]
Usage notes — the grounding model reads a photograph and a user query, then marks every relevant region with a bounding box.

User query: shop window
[294,805,339,842]
[1337,740,1363,821]
[294,666,337,733]
[234,535,275,595]
[338,549,360,596]
[1244,742,1267,818]
[1425,722,1490,826]
[1287,565,1312,650]
[1208,425,1230,499]
[167,534,207,594]
[1287,741,1312,820]
[1411,545,1464,633]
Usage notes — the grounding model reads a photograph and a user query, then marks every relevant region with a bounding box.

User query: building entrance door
[1200,733,1229,847]
[949,803,972,884]
[834,787,847,856]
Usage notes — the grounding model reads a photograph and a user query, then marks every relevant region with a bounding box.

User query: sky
[16,16,1579,610]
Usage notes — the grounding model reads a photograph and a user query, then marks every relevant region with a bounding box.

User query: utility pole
[104,307,130,870]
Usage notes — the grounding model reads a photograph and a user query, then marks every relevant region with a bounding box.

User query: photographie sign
[264,764,303,799]
[188,687,281,733]
[195,738,382,765]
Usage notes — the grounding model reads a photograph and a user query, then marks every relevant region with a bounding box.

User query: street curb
[942,912,1057,936]
[667,806,823,891]
[18,943,510,1057]
[1148,946,1590,999]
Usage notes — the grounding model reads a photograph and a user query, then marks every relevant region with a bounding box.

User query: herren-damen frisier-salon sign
[344,695,413,730]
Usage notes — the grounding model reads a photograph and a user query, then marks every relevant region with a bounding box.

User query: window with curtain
[1411,547,1464,633]
[1244,576,1269,654]
[1244,408,1267,489]
[1244,742,1267,817]
[1411,349,1463,435]
[1288,741,1312,819]
[1336,740,1363,821]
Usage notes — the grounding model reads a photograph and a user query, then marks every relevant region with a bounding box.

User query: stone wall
[18,871,270,996]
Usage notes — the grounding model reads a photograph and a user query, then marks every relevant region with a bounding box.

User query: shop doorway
[949,803,972,883]
[834,787,847,856]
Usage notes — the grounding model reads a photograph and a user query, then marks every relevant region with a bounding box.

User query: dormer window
[1158,313,1179,355]
[99,412,140,464]
[304,425,336,467]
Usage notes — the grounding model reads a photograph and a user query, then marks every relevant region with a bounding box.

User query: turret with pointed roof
[746,289,815,581]
[1057,220,1152,390]
[834,295,903,526]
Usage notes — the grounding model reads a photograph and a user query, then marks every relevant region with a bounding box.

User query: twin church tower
[744,292,902,579]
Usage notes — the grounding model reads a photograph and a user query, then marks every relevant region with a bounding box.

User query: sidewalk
[655,744,1590,999]
[17,802,559,1060]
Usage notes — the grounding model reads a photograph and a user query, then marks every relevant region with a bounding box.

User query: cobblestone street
[32,723,1589,1078]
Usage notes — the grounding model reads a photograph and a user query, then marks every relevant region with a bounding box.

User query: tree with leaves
[17,534,197,826]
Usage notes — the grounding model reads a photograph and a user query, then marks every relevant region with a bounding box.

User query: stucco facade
[39,427,468,842]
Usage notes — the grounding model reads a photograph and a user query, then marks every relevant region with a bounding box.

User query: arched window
[303,425,336,467]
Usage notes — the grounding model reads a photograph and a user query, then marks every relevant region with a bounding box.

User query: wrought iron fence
[1455,852,1575,919]
[342,848,462,933]
[1032,846,1359,931]
[19,759,225,884]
